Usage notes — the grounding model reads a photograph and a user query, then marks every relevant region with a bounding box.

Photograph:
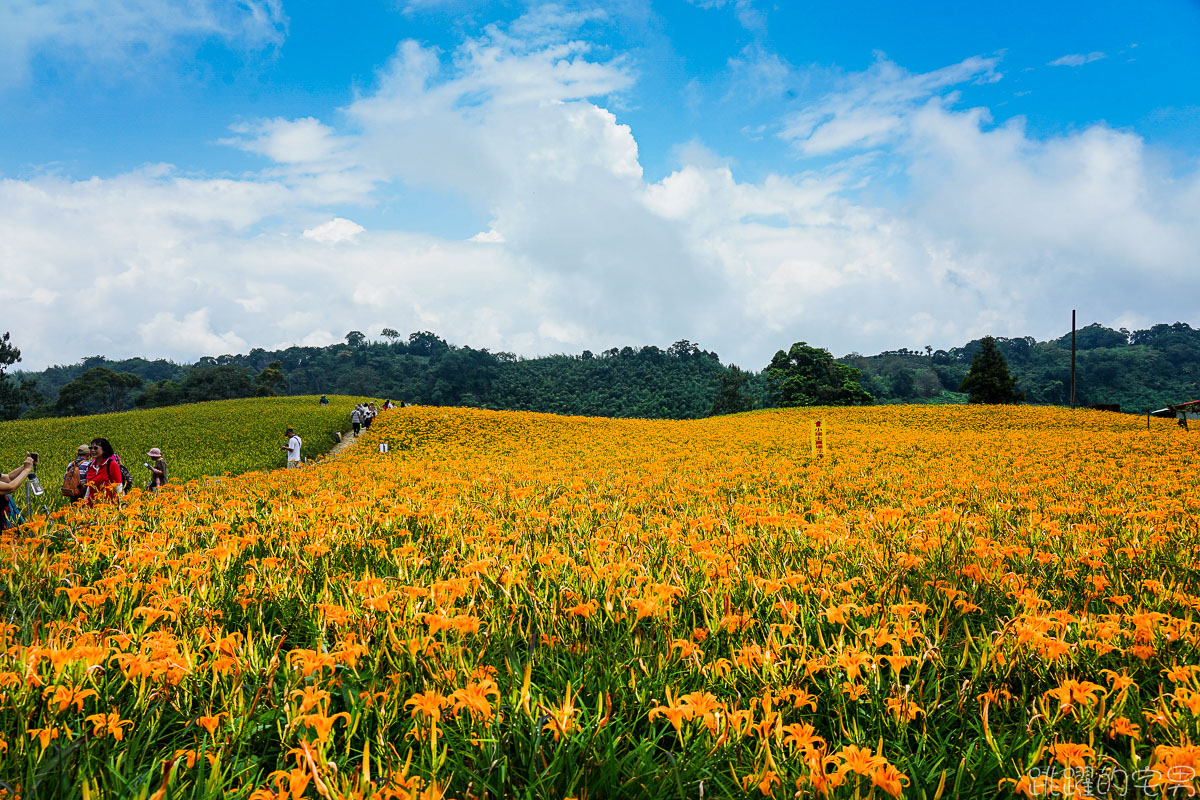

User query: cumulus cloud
[227,118,343,166]
[0,0,287,87]
[3,17,1199,372]
[646,105,1200,357]
[1048,52,1107,67]
[303,218,366,244]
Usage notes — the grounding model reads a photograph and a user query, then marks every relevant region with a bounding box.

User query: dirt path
[324,430,358,459]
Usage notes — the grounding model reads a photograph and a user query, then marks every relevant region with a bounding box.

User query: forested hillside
[845,322,1200,411]
[14,335,764,420]
[7,322,1199,420]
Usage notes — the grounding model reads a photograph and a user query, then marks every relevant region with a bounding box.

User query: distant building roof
[1151,398,1200,417]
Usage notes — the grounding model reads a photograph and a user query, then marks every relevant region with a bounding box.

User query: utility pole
[1070,309,1076,410]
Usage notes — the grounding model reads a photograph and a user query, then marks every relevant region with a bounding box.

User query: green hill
[843,322,1200,410]
[0,396,360,515]
[5,322,1199,420]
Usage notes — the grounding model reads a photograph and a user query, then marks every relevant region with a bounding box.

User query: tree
[1060,323,1128,351]
[254,361,288,396]
[345,331,367,347]
[56,367,144,415]
[710,365,754,415]
[136,379,184,409]
[182,365,255,402]
[0,332,43,420]
[407,331,450,357]
[0,332,18,372]
[886,367,916,398]
[959,336,1025,403]
[765,342,872,407]
[668,339,700,359]
[380,328,401,342]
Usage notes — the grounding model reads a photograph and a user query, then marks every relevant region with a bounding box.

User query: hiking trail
[325,430,358,459]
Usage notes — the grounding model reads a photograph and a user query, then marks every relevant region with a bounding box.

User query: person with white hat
[145,447,168,492]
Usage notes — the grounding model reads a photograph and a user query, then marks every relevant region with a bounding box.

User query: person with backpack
[85,438,124,504]
[62,444,92,503]
[350,406,362,436]
[1,453,37,530]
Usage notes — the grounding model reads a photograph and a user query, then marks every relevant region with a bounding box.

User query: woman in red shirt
[85,438,122,504]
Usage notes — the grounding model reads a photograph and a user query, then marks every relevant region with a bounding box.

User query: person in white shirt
[282,427,302,468]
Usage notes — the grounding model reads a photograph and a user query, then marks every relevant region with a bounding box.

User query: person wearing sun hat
[146,447,168,492]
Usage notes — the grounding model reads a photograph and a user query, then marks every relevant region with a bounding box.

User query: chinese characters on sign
[811,419,825,458]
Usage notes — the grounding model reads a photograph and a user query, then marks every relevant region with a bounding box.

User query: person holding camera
[282,428,302,468]
[145,447,167,491]
[0,452,38,530]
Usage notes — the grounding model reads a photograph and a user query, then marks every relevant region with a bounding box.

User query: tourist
[62,444,91,503]
[350,406,362,436]
[85,438,122,504]
[146,447,168,491]
[0,453,37,530]
[282,428,302,468]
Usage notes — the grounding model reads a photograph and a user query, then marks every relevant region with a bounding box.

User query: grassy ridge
[0,396,361,507]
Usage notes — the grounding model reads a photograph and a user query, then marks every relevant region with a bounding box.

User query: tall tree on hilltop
[960,336,1025,404]
[766,342,872,407]
[407,331,450,357]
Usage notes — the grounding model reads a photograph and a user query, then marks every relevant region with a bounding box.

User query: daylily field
[1,405,1198,799]
[0,397,361,506]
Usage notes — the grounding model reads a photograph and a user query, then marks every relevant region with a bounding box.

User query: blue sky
[3,0,1200,369]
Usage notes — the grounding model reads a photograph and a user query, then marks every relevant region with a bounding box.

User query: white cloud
[228,118,343,165]
[3,24,1199,373]
[303,218,366,244]
[727,44,792,103]
[1048,52,1107,67]
[663,114,1200,351]
[0,0,286,87]
[780,54,1001,155]
[137,309,247,355]
[470,229,506,243]
[686,0,766,33]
